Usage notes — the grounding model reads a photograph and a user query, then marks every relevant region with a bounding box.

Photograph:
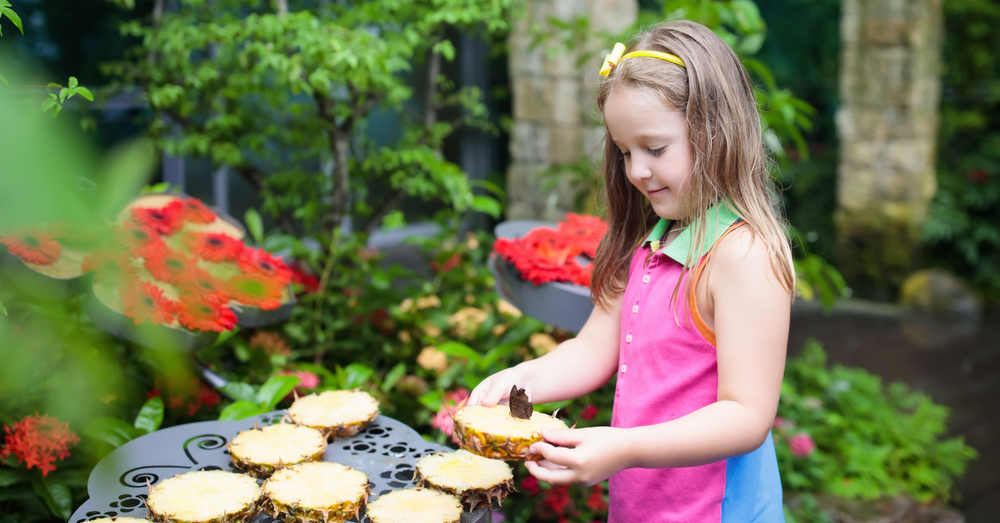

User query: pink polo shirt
[608,206,783,523]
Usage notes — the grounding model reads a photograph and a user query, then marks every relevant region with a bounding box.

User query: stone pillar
[836,0,942,299]
[506,0,638,221]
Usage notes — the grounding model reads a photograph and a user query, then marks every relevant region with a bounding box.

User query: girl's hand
[468,366,529,407]
[525,427,632,486]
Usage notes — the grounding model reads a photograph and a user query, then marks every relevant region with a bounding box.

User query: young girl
[469,20,795,522]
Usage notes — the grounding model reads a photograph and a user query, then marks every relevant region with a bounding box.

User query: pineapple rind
[229,423,327,479]
[146,470,261,523]
[452,405,568,461]
[90,518,154,523]
[414,450,514,510]
[415,471,513,511]
[365,488,462,523]
[262,462,370,523]
[287,390,380,441]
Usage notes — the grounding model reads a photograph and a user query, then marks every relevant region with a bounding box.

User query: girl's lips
[647,187,668,196]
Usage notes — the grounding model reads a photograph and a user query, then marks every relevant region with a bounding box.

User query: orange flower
[176,295,237,332]
[143,245,197,285]
[249,331,291,356]
[114,221,165,255]
[120,280,179,326]
[181,231,244,262]
[83,247,140,287]
[0,414,79,477]
[174,267,228,304]
[176,198,217,224]
[237,247,292,283]
[557,213,608,258]
[0,227,61,265]
[494,227,591,286]
[130,203,183,235]
[224,273,284,310]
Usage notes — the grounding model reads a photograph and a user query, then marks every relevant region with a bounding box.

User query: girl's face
[604,88,693,221]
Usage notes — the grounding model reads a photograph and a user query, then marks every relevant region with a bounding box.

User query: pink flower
[431,388,470,444]
[580,405,598,420]
[773,416,795,433]
[278,370,321,400]
[789,433,816,457]
[430,409,455,437]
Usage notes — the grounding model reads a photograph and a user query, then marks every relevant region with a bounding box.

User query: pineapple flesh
[415,450,514,510]
[287,390,379,440]
[365,488,463,523]
[229,423,327,479]
[146,470,261,523]
[262,461,369,523]
[452,404,569,461]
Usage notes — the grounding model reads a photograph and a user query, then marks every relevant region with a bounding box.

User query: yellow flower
[398,330,412,344]
[492,324,508,337]
[399,298,414,313]
[417,347,448,373]
[416,295,441,310]
[496,299,522,318]
[465,294,475,304]
[423,324,442,338]
[529,333,558,356]
[448,307,489,338]
[465,233,480,250]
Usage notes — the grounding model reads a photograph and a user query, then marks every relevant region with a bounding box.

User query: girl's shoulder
[709,224,786,289]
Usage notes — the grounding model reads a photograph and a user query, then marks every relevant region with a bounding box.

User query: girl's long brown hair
[590,20,795,310]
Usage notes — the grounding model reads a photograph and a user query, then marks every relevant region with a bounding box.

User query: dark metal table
[69,413,489,523]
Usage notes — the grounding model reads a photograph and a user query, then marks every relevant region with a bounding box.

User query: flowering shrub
[493,214,607,286]
[0,414,79,477]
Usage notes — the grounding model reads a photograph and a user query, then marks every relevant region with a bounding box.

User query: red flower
[131,203,183,235]
[83,248,140,288]
[0,228,62,266]
[148,376,221,415]
[237,247,292,284]
[558,213,608,258]
[494,227,591,286]
[176,295,237,332]
[521,476,540,496]
[585,483,608,512]
[968,168,989,184]
[181,232,244,262]
[176,198,217,224]
[175,268,229,304]
[430,253,462,273]
[580,405,598,420]
[120,280,180,326]
[542,485,575,516]
[789,433,816,457]
[289,264,321,294]
[114,221,165,256]
[0,414,79,476]
[224,273,285,310]
[249,331,291,356]
[143,245,197,285]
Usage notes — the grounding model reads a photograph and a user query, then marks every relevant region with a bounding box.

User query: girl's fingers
[530,441,577,467]
[540,428,586,446]
[468,379,488,406]
[525,460,578,485]
[480,379,510,407]
[530,459,567,471]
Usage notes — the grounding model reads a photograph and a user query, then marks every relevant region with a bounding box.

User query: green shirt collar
[643,202,741,266]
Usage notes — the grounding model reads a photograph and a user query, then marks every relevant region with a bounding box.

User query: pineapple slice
[229,423,327,478]
[452,404,569,461]
[287,390,379,440]
[146,470,261,523]
[415,450,514,510]
[90,519,153,523]
[262,461,369,523]
[365,488,463,523]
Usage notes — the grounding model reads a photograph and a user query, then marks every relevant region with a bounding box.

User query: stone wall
[836,0,942,299]
[506,0,638,220]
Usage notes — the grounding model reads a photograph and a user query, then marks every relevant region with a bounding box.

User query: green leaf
[381,363,406,392]
[68,76,78,89]
[0,298,6,316]
[256,375,299,411]
[471,195,501,218]
[83,417,141,448]
[218,401,265,421]
[338,363,374,390]
[437,341,482,364]
[31,475,71,520]
[245,208,264,244]
[1,5,23,36]
[220,382,256,403]
[0,468,28,487]
[133,396,164,434]
[76,86,94,101]
[0,72,9,89]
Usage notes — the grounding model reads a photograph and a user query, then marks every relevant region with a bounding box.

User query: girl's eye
[649,146,666,156]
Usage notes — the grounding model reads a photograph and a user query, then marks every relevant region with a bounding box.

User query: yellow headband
[599,42,686,77]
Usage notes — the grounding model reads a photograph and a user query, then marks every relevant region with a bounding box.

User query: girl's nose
[631,157,653,180]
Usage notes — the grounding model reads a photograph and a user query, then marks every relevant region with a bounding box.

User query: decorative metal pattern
[70,412,489,523]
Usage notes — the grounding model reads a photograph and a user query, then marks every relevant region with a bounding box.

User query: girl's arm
[468,292,623,407]
[526,229,790,485]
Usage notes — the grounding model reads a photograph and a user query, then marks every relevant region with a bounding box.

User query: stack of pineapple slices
[366,488,463,523]
[288,390,380,440]
[146,470,261,523]
[415,450,513,510]
[262,462,370,523]
[452,404,568,461]
[229,423,327,479]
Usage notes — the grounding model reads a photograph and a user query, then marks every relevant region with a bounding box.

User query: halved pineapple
[229,423,327,479]
[452,404,569,461]
[262,461,369,523]
[365,488,463,523]
[146,470,261,523]
[415,449,514,510]
[90,518,153,523]
[287,390,379,440]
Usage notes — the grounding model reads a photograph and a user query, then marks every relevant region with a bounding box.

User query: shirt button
[626,334,633,343]
[642,275,650,284]
[632,305,639,314]
[621,364,627,373]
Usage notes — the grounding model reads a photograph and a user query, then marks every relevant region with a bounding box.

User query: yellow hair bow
[599,42,686,77]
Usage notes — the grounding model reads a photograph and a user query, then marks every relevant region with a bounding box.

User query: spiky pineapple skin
[414,469,513,511]
[261,489,369,523]
[147,498,260,523]
[306,419,373,441]
[230,446,326,479]
[452,420,540,461]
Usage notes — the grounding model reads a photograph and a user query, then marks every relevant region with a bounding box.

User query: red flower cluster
[0,227,62,266]
[493,213,608,286]
[0,414,80,476]
[83,196,296,332]
[147,376,222,416]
